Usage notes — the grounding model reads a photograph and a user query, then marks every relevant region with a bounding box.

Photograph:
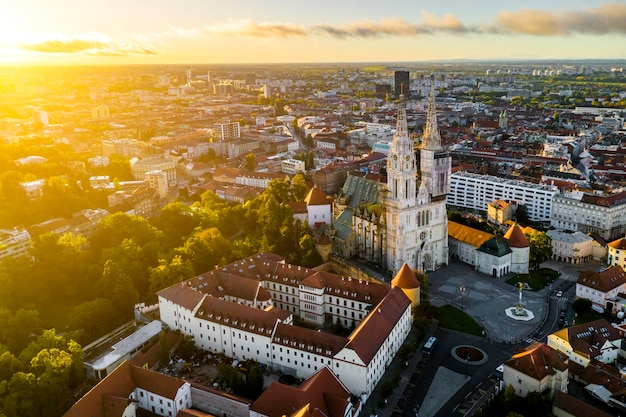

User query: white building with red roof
[64,360,192,417]
[157,252,413,399]
[503,342,568,400]
[575,265,626,314]
[547,318,622,367]
[503,224,530,274]
[304,185,332,228]
[250,366,359,417]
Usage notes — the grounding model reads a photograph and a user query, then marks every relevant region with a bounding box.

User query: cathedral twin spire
[422,83,442,150]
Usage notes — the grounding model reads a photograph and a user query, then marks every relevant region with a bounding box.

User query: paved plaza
[428,261,548,344]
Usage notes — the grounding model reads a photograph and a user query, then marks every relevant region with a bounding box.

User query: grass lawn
[436,304,485,337]
[506,268,559,291]
[575,313,603,325]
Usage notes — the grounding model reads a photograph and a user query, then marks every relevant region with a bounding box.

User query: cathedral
[332,85,450,274]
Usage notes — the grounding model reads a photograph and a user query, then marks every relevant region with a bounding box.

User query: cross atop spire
[422,81,442,150]
[394,93,409,142]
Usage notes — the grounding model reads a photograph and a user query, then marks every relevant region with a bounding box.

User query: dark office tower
[394,70,409,98]
[375,84,392,100]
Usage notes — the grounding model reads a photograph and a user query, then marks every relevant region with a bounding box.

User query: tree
[148,256,194,297]
[91,212,164,258]
[245,153,257,171]
[178,227,231,274]
[67,298,118,343]
[0,347,22,382]
[246,363,264,398]
[152,202,201,249]
[572,298,592,316]
[525,230,553,270]
[515,204,529,225]
[291,174,309,201]
[2,308,43,355]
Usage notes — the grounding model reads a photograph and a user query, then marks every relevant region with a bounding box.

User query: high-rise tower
[394,70,409,98]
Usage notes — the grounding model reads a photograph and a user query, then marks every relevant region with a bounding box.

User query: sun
[0,9,38,62]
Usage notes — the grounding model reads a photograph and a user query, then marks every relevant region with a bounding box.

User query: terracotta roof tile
[505,342,568,380]
[250,367,351,417]
[608,237,626,250]
[64,361,186,417]
[157,284,206,311]
[195,296,291,336]
[578,265,626,293]
[391,264,420,289]
[503,224,530,248]
[346,287,410,365]
[304,185,330,206]
[552,391,613,417]
[272,323,348,357]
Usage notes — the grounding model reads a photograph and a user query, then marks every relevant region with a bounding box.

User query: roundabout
[451,345,489,366]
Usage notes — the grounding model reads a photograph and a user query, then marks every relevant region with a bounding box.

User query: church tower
[385,95,417,272]
[387,95,417,210]
[420,83,450,199]
[386,83,449,273]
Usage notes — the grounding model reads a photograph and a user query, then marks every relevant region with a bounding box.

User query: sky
[1,0,625,65]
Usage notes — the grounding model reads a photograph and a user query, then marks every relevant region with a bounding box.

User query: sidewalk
[362,320,439,417]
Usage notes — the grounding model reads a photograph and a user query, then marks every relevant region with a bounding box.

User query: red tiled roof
[552,391,613,417]
[505,342,568,380]
[346,287,411,365]
[580,191,626,208]
[250,366,351,417]
[391,264,420,289]
[608,237,626,250]
[288,201,309,214]
[304,185,330,206]
[195,296,291,336]
[578,359,626,394]
[553,319,622,361]
[157,283,206,311]
[273,323,348,357]
[504,224,529,248]
[577,265,626,293]
[64,361,186,417]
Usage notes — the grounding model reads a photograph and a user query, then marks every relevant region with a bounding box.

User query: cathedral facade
[332,86,450,273]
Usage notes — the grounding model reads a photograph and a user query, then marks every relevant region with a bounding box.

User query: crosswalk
[524,336,542,344]
[549,295,566,300]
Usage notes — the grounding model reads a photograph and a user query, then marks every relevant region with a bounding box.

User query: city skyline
[1,1,625,65]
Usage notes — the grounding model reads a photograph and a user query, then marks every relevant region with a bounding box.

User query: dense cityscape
[0,58,625,417]
[2,7,626,417]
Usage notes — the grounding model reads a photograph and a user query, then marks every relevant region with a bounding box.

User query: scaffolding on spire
[422,81,442,150]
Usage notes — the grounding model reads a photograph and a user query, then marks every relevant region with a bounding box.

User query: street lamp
[460,285,466,311]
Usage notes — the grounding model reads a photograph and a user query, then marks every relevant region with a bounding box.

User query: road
[394,329,515,417]
[392,259,590,417]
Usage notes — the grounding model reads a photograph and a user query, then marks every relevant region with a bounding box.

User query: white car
[556,290,563,297]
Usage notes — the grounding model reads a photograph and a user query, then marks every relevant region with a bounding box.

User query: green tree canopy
[525,230,553,270]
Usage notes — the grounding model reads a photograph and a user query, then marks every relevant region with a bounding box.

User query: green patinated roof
[333,208,355,241]
[341,174,381,209]
[477,235,512,257]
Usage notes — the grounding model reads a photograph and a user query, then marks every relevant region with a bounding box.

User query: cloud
[197,19,307,39]
[19,36,155,56]
[494,3,626,36]
[314,13,472,39]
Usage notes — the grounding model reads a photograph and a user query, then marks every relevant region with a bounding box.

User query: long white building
[157,252,413,398]
[551,189,626,241]
[448,172,559,223]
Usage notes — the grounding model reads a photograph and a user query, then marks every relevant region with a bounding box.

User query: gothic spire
[422,82,441,150]
[394,94,409,143]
